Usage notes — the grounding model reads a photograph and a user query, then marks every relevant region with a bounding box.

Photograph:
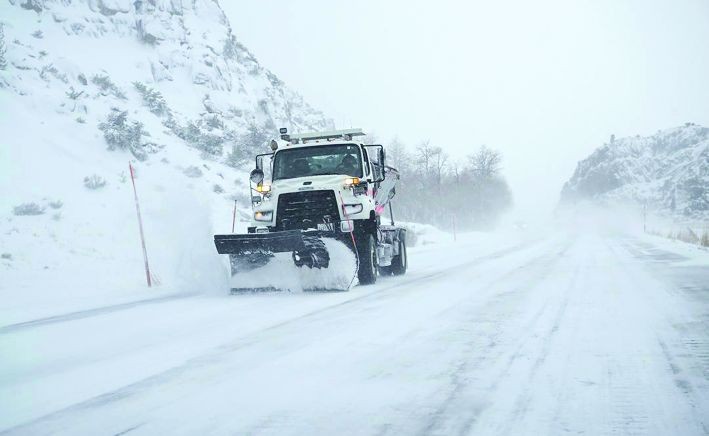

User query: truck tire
[389,238,407,276]
[295,236,330,269]
[357,234,378,285]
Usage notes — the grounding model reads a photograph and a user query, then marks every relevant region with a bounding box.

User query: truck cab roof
[273,128,367,151]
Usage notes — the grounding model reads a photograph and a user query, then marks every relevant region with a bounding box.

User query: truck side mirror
[374,166,385,183]
[250,168,264,184]
[364,144,386,182]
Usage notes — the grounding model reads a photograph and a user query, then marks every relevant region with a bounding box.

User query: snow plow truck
[213,128,408,291]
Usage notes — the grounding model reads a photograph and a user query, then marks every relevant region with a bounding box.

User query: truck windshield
[272,144,363,180]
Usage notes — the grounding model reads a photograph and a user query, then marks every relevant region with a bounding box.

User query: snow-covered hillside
[560,124,709,219]
[0,0,333,314]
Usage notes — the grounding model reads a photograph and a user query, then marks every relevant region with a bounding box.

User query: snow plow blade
[214,230,333,270]
[214,231,356,292]
[214,230,306,255]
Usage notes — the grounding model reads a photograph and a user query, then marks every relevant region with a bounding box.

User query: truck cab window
[273,144,363,180]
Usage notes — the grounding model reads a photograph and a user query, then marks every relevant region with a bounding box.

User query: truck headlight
[254,211,273,222]
[256,183,271,193]
[343,204,363,215]
[344,177,360,186]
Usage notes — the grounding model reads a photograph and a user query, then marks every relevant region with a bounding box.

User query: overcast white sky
[221,0,709,219]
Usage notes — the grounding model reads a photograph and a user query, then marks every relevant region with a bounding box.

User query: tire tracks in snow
[1,238,551,434]
[418,239,576,436]
[493,266,576,436]
[614,238,709,434]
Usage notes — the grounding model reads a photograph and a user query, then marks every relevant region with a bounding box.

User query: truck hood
[272,174,354,193]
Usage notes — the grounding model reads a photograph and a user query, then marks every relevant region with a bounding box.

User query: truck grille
[276,190,340,231]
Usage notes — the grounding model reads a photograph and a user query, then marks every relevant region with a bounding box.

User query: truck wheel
[390,238,407,275]
[357,234,378,285]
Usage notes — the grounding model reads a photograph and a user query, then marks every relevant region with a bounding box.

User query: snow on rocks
[561,124,709,219]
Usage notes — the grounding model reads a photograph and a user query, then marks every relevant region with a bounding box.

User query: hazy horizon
[222,0,709,220]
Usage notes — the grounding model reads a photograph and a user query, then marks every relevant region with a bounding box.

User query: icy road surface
[2,232,709,435]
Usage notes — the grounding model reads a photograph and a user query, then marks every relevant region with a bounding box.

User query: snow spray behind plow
[227,238,357,293]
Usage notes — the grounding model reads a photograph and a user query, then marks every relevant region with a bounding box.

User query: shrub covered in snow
[20,0,44,12]
[39,64,68,83]
[182,122,223,156]
[223,34,238,60]
[84,174,107,190]
[213,184,224,194]
[48,200,63,209]
[13,202,45,216]
[66,87,84,100]
[226,145,248,167]
[99,109,158,160]
[168,117,227,157]
[92,74,126,99]
[226,122,269,167]
[133,82,169,116]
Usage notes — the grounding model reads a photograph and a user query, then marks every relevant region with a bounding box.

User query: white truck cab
[249,129,391,234]
[214,128,407,288]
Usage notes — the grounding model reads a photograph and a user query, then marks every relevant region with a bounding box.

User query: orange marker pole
[231,200,237,233]
[129,162,152,287]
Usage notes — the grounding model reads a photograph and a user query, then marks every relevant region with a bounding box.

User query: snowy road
[2,232,709,435]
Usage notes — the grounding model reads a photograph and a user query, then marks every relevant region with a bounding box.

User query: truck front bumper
[214,230,308,254]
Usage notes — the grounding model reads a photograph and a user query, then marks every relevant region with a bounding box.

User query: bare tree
[386,138,512,231]
[387,137,408,170]
[431,146,448,194]
[416,140,434,177]
[468,145,502,179]
[450,161,461,184]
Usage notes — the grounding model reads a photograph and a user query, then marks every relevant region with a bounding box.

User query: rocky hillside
[560,124,709,218]
[1,0,332,159]
[0,0,333,308]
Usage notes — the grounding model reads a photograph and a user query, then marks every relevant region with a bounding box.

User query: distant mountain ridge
[561,124,709,218]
